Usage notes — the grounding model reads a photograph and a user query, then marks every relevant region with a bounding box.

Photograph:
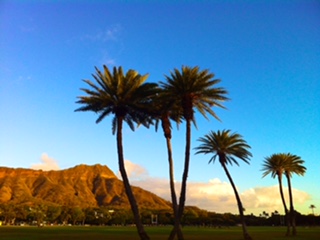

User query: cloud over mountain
[30,153,60,171]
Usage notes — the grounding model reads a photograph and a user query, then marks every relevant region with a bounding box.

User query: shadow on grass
[0,226,319,240]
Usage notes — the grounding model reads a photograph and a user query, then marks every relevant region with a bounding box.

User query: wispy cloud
[82,25,122,42]
[80,24,123,66]
[19,17,36,33]
[20,25,36,33]
[31,153,60,171]
[121,160,311,215]
[100,50,117,66]
[17,75,32,82]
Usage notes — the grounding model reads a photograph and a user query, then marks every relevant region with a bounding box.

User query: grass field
[0,225,319,240]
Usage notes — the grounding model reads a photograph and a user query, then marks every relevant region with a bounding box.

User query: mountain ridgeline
[0,164,171,210]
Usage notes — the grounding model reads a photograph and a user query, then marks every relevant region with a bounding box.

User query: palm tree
[284,153,306,236]
[195,129,253,240]
[75,65,157,240]
[261,153,291,236]
[151,91,184,239]
[309,204,316,215]
[160,66,228,239]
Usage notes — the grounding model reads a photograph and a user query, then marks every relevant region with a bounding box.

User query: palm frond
[195,129,252,167]
[96,108,113,124]
[261,153,306,179]
[75,65,157,134]
[111,116,117,135]
[160,66,229,124]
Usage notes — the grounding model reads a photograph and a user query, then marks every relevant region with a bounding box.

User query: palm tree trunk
[169,119,192,240]
[286,173,296,236]
[178,119,191,218]
[116,117,150,240]
[161,116,184,240]
[277,174,290,236]
[167,137,183,240]
[220,161,252,240]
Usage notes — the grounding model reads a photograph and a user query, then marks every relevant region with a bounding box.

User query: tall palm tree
[160,66,228,239]
[261,153,291,236]
[75,65,157,240]
[195,130,253,240]
[151,91,184,239]
[284,153,306,236]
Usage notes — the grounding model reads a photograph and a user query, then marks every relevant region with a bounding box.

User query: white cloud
[132,176,239,213]
[125,161,310,215]
[241,186,310,215]
[117,161,311,215]
[117,159,149,181]
[31,153,60,171]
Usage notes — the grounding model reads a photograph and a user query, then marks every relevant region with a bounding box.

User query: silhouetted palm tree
[262,153,291,236]
[160,66,228,239]
[309,204,316,215]
[75,65,157,240]
[195,130,252,240]
[151,90,184,239]
[284,153,306,236]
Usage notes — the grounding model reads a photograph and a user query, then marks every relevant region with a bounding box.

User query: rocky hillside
[0,164,171,209]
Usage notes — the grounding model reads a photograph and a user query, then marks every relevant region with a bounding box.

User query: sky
[0,0,319,216]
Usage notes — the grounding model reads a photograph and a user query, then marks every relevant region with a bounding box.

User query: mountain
[0,164,171,210]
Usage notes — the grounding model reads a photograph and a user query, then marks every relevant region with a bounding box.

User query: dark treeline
[1,203,318,227]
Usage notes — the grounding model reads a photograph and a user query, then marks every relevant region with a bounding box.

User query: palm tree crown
[151,88,183,138]
[160,66,229,123]
[284,154,306,178]
[261,153,288,178]
[75,65,158,133]
[195,129,252,166]
[261,153,306,179]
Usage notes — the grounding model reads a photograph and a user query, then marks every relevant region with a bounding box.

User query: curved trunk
[277,174,290,236]
[161,116,184,240]
[178,119,192,218]
[167,131,183,240]
[286,172,296,236]
[116,117,150,240]
[220,161,252,240]
[170,118,192,240]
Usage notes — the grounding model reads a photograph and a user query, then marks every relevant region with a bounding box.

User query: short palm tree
[261,153,291,236]
[262,153,306,236]
[309,204,316,215]
[195,130,252,240]
[284,154,306,236]
[160,66,228,240]
[75,65,157,240]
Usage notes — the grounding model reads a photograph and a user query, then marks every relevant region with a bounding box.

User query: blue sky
[1,0,319,215]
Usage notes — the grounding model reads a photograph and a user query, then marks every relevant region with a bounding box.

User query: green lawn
[0,226,319,240]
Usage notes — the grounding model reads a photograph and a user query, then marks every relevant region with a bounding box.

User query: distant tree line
[0,203,318,227]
